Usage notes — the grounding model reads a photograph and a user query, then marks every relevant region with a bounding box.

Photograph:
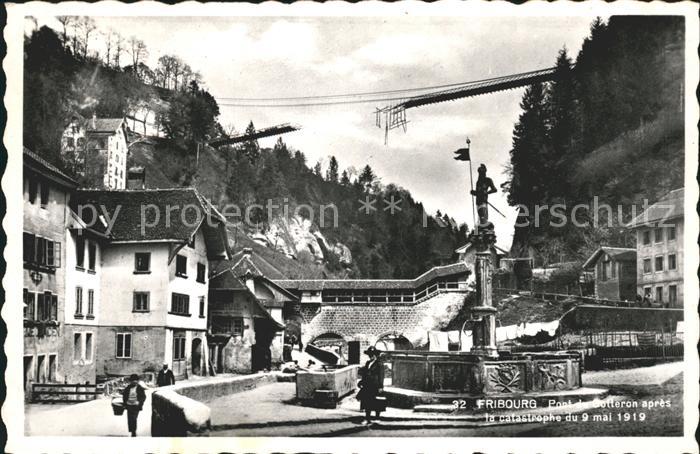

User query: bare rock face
[252,215,352,266]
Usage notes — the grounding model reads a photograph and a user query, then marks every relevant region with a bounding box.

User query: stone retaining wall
[151,373,284,436]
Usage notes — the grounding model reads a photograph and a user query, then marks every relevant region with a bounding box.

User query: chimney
[92,112,97,129]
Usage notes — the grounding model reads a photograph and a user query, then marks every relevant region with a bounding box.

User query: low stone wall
[296,365,360,402]
[151,373,282,436]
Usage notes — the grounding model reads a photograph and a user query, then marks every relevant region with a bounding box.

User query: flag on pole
[453,147,470,161]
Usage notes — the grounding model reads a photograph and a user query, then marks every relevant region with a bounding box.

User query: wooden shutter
[53,242,61,268]
[37,293,45,321]
[51,294,58,321]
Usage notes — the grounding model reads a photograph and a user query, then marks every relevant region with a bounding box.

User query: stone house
[582,247,637,302]
[61,114,129,190]
[208,249,291,373]
[627,188,684,307]
[72,188,231,379]
[23,148,77,390]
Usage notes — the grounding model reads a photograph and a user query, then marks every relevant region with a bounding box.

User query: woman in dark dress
[357,346,384,425]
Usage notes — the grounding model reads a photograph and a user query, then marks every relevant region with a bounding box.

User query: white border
[4,2,699,453]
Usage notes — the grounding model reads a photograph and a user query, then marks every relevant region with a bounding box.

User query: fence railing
[31,383,102,403]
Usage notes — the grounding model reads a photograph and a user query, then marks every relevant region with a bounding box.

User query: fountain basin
[382,350,588,409]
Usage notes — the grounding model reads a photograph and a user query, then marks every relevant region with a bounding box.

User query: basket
[111,398,125,416]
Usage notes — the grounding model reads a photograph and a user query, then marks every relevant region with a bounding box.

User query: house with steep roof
[61,113,129,190]
[72,188,230,379]
[582,247,637,301]
[627,188,684,307]
[23,148,78,392]
[207,248,293,373]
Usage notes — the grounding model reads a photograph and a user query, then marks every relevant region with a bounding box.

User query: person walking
[356,346,384,426]
[156,363,175,387]
[122,374,146,437]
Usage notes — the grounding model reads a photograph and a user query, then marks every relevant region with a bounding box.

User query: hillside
[23,25,466,279]
[504,16,685,265]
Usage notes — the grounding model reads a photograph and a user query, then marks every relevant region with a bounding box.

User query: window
[600,259,608,281]
[28,178,38,204]
[173,335,186,360]
[668,226,676,241]
[642,230,651,245]
[654,227,663,243]
[134,252,150,273]
[196,263,206,283]
[116,333,132,358]
[73,333,82,361]
[655,286,663,303]
[133,292,150,312]
[199,296,205,318]
[36,292,58,321]
[171,293,190,315]
[188,235,195,249]
[643,287,652,298]
[40,181,49,208]
[88,243,96,272]
[76,236,85,268]
[643,258,652,274]
[655,256,664,272]
[669,285,678,306]
[85,333,93,361]
[23,232,35,263]
[87,290,95,317]
[24,289,35,320]
[232,317,244,336]
[75,287,83,316]
[610,260,617,279]
[175,255,187,278]
[668,254,677,270]
[24,233,61,269]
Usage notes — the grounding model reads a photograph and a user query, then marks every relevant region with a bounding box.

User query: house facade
[628,188,684,307]
[72,188,230,379]
[208,249,290,373]
[582,247,637,301]
[23,149,77,391]
[61,208,110,384]
[61,114,129,190]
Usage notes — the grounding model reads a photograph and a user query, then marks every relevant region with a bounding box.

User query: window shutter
[37,293,45,321]
[51,294,58,320]
[54,242,61,268]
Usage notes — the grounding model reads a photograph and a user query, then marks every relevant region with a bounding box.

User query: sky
[33,15,598,249]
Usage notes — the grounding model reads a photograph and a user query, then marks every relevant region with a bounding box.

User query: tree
[358,165,376,192]
[127,36,148,76]
[242,121,260,160]
[313,161,322,177]
[76,17,97,59]
[103,28,114,67]
[340,170,351,186]
[326,156,339,183]
[113,32,125,68]
[56,16,73,47]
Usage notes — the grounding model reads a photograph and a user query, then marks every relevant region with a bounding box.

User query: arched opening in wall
[309,332,348,364]
[375,333,414,351]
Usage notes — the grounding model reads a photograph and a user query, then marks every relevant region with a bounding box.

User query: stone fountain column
[469,228,499,358]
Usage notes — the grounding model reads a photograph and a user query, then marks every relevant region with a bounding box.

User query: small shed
[582,247,637,302]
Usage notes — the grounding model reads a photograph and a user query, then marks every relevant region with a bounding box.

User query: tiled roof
[23,147,78,188]
[71,188,226,244]
[274,262,469,291]
[87,118,125,133]
[627,188,684,228]
[582,247,637,270]
[211,248,287,280]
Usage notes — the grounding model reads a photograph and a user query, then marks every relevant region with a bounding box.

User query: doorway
[191,338,202,375]
[48,354,57,382]
[36,355,46,383]
[24,356,33,391]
